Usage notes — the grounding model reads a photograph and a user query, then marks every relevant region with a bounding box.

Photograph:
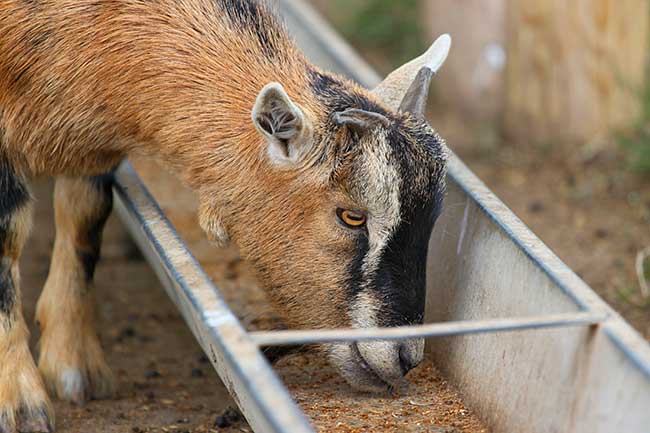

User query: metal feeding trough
[112,1,650,432]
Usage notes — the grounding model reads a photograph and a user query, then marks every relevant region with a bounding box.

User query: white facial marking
[357,132,401,277]
[350,290,381,329]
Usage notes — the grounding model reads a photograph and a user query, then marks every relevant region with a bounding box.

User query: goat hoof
[0,405,54,433]
[38,316,114,404]
[0,345,54,433]
[16,406,54,433]
[41,364,114,405]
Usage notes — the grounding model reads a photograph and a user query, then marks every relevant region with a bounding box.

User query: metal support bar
[249,312,606,346]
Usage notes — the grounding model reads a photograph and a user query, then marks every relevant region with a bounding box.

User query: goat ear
[333,108,390,135]
[252,82,312,166]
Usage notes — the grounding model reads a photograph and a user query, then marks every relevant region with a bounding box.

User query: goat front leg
[0,158,53,433]
[36,173,115,404]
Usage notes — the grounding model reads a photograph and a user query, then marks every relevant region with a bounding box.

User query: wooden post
[421,0,507,126]
[504,0,649,146]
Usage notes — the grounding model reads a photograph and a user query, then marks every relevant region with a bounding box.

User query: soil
[22,180,242,433]
[277,356,485,433]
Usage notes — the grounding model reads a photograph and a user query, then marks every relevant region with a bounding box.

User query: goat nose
[398,341,423,375]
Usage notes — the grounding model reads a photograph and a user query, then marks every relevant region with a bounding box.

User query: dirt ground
[22,180,242,433]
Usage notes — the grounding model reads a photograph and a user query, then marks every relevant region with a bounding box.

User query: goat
[0,1,450,431]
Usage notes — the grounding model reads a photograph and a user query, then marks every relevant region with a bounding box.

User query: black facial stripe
[344,233,369,300]
[371,118,446,327]
[76,173,114,282]
[372,191,443,327]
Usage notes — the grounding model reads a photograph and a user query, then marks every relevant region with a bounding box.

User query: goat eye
[336,208,367,228]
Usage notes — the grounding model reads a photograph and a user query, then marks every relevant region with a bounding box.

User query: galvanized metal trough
[113,1,650,432]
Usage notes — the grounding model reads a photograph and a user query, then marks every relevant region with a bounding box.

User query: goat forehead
[353,137,400,216]
[349,127,444,217]
[354,138,402,263]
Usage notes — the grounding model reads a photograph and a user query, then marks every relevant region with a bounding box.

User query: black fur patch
[0,258,14,316]
[0,158,28,322]
[0,159,30,258]
[308,68,387,116]
[77,173,114,282]
[219,0,286,60]
[344,234,369,299]
[372,122,446,327]
[0,161,29,222]
[89,171,115,196]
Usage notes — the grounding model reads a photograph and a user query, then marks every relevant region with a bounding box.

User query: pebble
[144,370,161,379]
[595,228,609,239]
[527,200,545,213]
[214,408,243,428]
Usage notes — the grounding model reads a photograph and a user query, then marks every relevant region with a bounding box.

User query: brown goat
[0,1,450,431]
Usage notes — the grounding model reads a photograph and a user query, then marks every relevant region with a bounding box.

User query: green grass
[618,76,650,173]
[328,0,426,71]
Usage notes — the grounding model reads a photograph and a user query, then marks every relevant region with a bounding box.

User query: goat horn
[372,34,451,114]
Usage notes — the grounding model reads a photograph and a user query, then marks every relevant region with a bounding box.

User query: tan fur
[36,178,114,404]
[0,318,53,433]
[0,1,442,423]
[0,0,380,330]
[0,201,54,433]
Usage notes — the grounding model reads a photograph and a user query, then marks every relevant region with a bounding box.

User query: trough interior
[425,164,650,433]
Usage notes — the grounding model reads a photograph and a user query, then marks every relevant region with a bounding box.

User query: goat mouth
[349,342,391,392]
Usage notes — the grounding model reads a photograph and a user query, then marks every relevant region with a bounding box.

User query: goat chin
[325,338,423,393]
